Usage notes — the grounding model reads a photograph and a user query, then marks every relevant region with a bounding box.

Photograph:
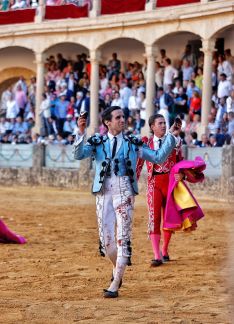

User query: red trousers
[147,173,169,235]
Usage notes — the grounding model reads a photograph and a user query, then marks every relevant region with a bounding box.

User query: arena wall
[0,145,233,201]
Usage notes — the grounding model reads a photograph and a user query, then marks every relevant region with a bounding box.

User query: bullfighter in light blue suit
[73,106,181,298]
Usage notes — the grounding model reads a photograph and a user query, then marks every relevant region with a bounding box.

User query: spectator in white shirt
[31,0,38,7]
[181,44,197,68]
[217,73,232,99]
[226,90,234,113]
[128,88,140,116]
[39,93,51,137]
[56,72,67,92]
[111,91,124,109]
[0,117,7,136]
[163,58,178,93]
[182,59,194,88]
[63,114,76,137]
[99,72,108,97]
[215,97,227,128]
[139,91,146,121]
[11,0,26,9]
[155,61,163,89]
[172,79,182,95]
[6,94,19,119]
[227,112,234,137]
[207,114,218,136]
[217,54,233,81]
[119,82,132,109]
[137,80,146,98]
[224,49,234,72]
[1,87,11,115]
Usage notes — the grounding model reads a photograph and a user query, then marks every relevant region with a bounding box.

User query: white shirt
[164,65,178,85]
[153,135,166,150]
[140,99,146,120]
[108,132,123,156]
[111,98,124,109]
[100,78,108,95]
[158,107,170,131]
[39,98,51,118]
[217,61,233,80]
[0,122,7,135]
[154,133,180,149]
[106,132,123,178]
[6,100,19,119]
[217,80,232,98]
[226,96,234,113]
[128,95,140,111]
[155,68,163,87]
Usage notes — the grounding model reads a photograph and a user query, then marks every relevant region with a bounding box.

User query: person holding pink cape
[137,114,184,267]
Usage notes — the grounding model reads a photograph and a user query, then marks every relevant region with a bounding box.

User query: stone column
[200,38,216,135]
[141,44,158,136]
[34,52,45,134]
[34,0,45,23]
[145,0,157,11]
[88,49,101,136]
[89,0,101,17]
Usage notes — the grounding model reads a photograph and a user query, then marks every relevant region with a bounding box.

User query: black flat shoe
[111,274,122,289]
[151,259,163,267]
[162,255,170,262]
[103,289,118,298]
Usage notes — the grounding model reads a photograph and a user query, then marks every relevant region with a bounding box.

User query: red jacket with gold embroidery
[136,135,183,181]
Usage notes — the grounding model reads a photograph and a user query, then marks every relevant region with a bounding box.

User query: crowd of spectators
[0,45,234,147]
[0,0,91,11]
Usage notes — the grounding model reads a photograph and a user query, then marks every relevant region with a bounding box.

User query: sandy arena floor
[0,186,233,324]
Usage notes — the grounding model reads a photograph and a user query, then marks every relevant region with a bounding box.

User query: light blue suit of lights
[73,133,176,195]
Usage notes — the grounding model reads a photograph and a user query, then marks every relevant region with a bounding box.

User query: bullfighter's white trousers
[96,175,135,265]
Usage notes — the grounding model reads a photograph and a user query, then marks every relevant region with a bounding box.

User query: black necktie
[112,136,117,159]
[158,139,162,148]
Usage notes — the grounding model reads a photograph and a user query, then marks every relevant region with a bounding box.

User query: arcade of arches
[0,22,233,136]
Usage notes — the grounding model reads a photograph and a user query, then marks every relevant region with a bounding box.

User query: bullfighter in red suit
[137,114,183,267]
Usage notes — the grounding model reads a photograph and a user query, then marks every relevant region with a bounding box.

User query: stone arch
[98,37,145,66]
[151,26,202,46]
[209,24,234,53]
[0,43,34,52]
[210,23,234,40]
[153,30,201,44]
[97,34,144,51]
[153,31,202,67]
[43,42,89,62]
[0,67,35,98]
[0,46,36,75]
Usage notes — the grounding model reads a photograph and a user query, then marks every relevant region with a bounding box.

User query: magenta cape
[164,156,206,232]
[0,219,26,244]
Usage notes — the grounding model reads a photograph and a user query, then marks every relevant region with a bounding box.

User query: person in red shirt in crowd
[189,90,202,119]
[67,96,76,117]
[137,114,184,267]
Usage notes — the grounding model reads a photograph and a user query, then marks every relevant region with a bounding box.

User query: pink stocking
[162,230,172,256]
[150,233,161,260]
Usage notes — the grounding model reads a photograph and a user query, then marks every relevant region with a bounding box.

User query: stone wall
[0,145,233,201]
[139,146,234,201]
